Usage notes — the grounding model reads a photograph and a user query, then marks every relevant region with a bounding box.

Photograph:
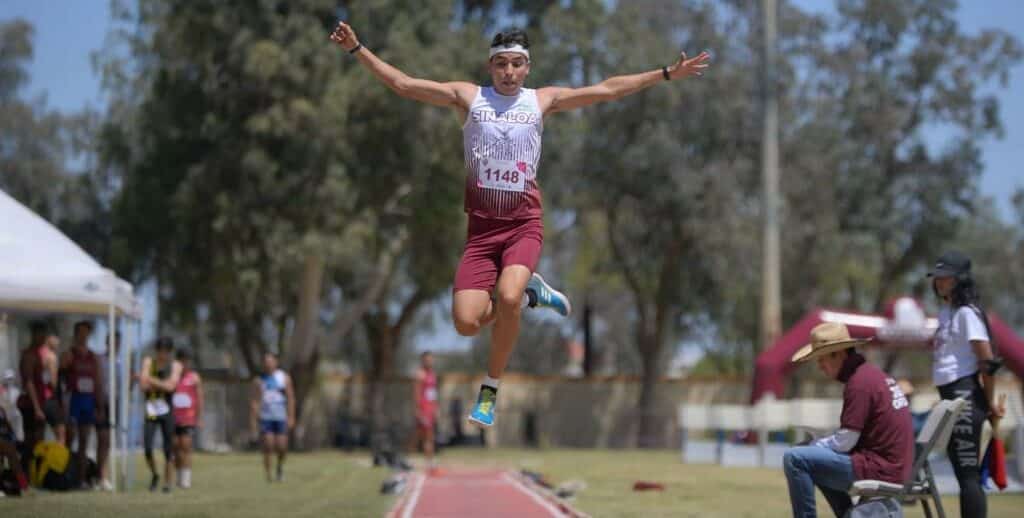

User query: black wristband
[662,66,671,81]
[348,43,363,55]
[984,358,1003,375]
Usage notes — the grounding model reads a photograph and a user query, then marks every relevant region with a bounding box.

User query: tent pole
[108,303,117,491]
[120,318,133,490]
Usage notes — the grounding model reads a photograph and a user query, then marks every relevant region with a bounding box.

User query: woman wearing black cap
[928,251,1005,517]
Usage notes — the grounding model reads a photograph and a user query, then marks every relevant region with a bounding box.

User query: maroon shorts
[417,406,437,431]
[454,215,543,292]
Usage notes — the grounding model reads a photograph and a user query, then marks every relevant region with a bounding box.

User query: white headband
[489,44,530,60]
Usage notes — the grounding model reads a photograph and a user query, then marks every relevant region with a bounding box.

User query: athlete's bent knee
[495,291,521,315]
[453,318,481,337]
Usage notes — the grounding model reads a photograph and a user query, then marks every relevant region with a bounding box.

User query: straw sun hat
[791,322,870,363]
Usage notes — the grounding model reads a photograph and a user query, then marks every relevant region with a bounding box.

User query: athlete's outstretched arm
[330,21,476,110]
[139,357,153,391]
[539,51,710,115]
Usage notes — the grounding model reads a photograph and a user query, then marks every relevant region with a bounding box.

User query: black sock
[525,288,538,307]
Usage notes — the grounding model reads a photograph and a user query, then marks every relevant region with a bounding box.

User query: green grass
[0,452,392,518]
[439,448,1024,518]
[1,448,1022,517]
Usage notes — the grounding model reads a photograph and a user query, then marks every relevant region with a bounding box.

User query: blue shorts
[69,393,97,425]
[259,419,287,436]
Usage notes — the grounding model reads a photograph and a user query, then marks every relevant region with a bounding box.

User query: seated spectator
[0,370,20,442]
[783,323,914,518]
[0,394,27,495]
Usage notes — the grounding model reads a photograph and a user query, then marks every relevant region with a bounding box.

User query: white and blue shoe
[468,386,497,427]
[526,273,572,317]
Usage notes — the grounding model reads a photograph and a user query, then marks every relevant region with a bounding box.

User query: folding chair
[848,397,968,518]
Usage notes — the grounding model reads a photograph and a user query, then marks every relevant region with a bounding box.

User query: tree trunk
[287,253,325,421]
[636,331,662,448]
[365,313,397,452]
[234,315,260,376]
[364,289,429,453]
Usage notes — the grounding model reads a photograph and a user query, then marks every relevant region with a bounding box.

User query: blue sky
[5,0,1022,218]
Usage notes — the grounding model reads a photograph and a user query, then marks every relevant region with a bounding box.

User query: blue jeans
[783,445,855,518]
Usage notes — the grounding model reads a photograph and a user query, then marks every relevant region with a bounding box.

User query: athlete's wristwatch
[348,43,363,55]
[662,66,671,81]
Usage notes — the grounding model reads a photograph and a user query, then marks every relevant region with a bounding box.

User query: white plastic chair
[848,397,968,518]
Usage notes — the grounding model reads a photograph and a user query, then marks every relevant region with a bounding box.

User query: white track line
[385,473,424,518]
[502,472,563,517]
[400,473,427,518]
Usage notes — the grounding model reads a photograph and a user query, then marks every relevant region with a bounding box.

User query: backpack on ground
[30,440,72,491]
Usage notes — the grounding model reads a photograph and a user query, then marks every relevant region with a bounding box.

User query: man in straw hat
[783,322,913,518]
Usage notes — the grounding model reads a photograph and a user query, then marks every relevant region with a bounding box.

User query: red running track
[388,469,576,518]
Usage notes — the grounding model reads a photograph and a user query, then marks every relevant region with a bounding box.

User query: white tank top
[260,369,288,422]
[462,87,544,220]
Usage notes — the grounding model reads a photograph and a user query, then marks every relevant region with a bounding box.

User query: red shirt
[173,370,200,427]
[67,347,99,395]
[416,368,438,415]
[839,353,914,483]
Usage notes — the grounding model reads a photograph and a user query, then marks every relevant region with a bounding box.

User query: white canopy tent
[0,188,142,491]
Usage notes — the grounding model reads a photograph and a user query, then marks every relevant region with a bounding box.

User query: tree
[99,0,370,419]
[795,0,1022,314]
[101,1,481,432]
[532,0,826,446]
[336,0,491,440]
[0,20,71,217]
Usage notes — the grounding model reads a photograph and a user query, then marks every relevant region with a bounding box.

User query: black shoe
[149,474,159,492]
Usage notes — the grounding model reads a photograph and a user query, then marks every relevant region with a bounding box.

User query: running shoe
[526,273,571,317]
[467,386,498,427]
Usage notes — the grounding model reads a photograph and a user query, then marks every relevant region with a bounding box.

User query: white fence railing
[679,391,1024,473]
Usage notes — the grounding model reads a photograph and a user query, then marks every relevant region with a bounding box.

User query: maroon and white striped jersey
[462,86,543,220]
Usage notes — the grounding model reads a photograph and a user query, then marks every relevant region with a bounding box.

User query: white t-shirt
[933,306,989,386]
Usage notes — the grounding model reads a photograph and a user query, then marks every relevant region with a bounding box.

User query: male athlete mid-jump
[331,22,709,427]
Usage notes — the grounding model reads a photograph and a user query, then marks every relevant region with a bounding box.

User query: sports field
[1,448,1021,517]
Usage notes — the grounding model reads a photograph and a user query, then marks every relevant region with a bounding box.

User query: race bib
[173,393,193,409]
[477,158,527,192]
[425,388,438,402]
[76,378,95,394]
[146,399,170,417]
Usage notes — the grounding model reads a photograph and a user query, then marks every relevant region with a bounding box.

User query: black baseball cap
[927,251,971,278]
[29,320,50,336]
[155,336,175,351]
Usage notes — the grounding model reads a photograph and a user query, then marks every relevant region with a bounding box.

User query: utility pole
[760,0,782,350]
